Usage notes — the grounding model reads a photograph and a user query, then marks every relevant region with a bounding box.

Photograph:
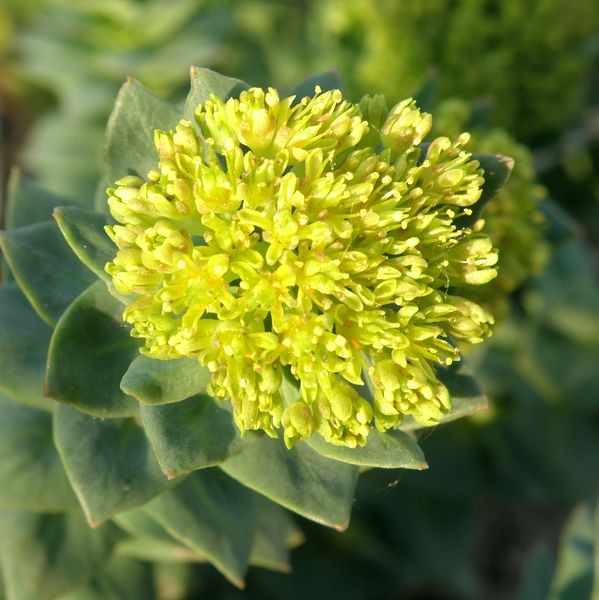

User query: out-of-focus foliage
[300,0,599,140]
[15,0,232,199]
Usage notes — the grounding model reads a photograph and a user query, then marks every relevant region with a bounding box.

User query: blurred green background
[1,0,599,598]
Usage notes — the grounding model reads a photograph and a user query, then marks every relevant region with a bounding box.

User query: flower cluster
[434,99,549,317]
[105,86,497,448]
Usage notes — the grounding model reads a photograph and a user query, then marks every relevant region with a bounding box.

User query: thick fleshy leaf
[306,429,427,470]
[0,393,76,512]
[458,153,514,227]
[519,547,555,600]
[0,284,53,411]
[0,510,119,600]
[114,509,204,563]
[250,497,303,573]
[5,170,62,230]
[183,67,247,120]
[58,556,155,600]
[400,362,488,431]
[144,470,257,587]
[139,395,253,478]
[53,206,115,284]
[548,503,597,600]
[121,356,210,405]
[103,78,179,186]
[46,282,139,417]
[116,536,204,564]
[291,69,344,99]
[221,436,358,530]
[54,405,170,526]
[0,221,97,325]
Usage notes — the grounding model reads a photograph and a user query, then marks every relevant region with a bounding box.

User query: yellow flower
[105,86,497,448]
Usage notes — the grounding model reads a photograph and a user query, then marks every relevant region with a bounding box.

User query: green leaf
[116,536,204,564]
[58,556,155,600]
[114,510,204,563]
[518,546,555,600]
[0,510,119,600]
[306,429,427,470]
[400,361,488,431]
[458,153,514,228]
[0,393,77,512]
[0,221,97,326]
[291,70,344,99]
[53,404,170,527]
[46,282,139,418]
[103,78,180,187]
[144,470,257,587]
[139,395,253,478]
[53,206,115,284]
[183,67,247,120]
[0,284,53,411]
[548,503,596,600]
[121,355,210,405]
[5,170,63,230]
[250,497,302,573]
[221,436,358,530]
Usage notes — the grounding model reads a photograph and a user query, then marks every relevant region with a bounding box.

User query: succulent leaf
[221,436,358,530]
[143,470,257,588]
[0,284,53,411]
[0,221,97,326]
[54,404,172,526]
[121,355,211,405]
[0,393,77,512]
[45,282,139,418]
[139,394,254,478]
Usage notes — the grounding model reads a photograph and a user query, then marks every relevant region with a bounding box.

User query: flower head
[105,86,497,448]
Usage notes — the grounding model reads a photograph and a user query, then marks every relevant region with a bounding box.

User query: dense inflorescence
[105,86,498,448]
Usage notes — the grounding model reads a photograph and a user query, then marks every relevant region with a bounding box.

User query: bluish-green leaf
[548,503,597,600]
[144,470,257,587]
[103,78,179,187]
[0,510,119,600]
[54,404,171,527]
[121,356,210,405]
[518,546,555,600]
[114,509,204,563]
[221,436,358,530]
[139,395,253,478]
[250,497,302,573]
[183,67,247,120]
[306,429,427,470]
[291,69,344,100]
[0,393,76,512]
[58,556,155,600]
[0,284,53,411]
[0,221,97,325]
[46,282,139,418]
[53,206,115,284]
[5,170,63,230]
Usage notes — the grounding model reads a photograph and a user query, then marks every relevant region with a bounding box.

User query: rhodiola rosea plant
[0,67,511,598]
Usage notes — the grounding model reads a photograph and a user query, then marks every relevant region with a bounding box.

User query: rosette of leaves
[0,68,511,597]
